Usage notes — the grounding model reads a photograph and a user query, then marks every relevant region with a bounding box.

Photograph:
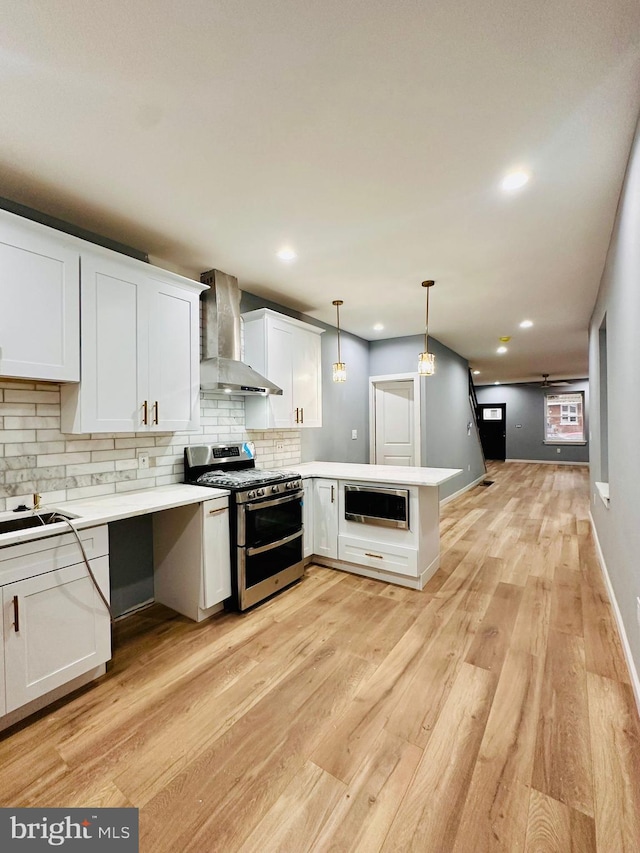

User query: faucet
[33,493,42,511]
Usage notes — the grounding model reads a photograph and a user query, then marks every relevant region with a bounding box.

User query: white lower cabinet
[153,497,231,621]
[337,536,418,577]
[313,479,338,559]
[308,478,439,589]
[303,479,314,558]
[0,526,111,717]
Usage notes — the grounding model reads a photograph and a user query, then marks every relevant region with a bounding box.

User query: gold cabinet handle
[295,407,299,424]
[330,485,335,503]
[300,407,304,423]
[13,595,19,632]
[365,552,384,559]
[142,400,149,425]
[153,400,159,425]
[208,507,227,516]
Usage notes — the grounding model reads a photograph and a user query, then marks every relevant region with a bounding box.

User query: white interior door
[371,376,420,466]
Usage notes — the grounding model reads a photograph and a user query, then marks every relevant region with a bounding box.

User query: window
[545,392,586,443]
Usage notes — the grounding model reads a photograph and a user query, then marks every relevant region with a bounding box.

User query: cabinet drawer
[0,526,109,586]
[338,535,418,577]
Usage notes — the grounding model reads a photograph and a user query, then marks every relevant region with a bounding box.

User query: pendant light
[332,299,346,382]
[418,280,436,376]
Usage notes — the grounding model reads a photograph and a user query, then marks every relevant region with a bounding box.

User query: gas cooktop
[195,468,300,489]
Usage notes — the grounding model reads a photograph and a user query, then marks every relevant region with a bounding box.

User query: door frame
[369,373,422,466]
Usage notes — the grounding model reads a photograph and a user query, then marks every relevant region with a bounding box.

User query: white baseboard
[440,474,486,506]
[505,458,589,466]
[589,512,640,716]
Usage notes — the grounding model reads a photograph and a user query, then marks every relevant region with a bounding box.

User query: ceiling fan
[528,373,571,388]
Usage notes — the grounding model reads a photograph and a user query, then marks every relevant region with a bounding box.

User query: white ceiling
[2,1,640,383]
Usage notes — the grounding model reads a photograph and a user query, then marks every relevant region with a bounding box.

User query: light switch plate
[351,429,358,440]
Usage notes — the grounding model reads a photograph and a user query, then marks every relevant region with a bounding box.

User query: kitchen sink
[0,512,73,536]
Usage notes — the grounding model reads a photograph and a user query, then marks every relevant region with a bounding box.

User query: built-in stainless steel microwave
[344,484,410,529]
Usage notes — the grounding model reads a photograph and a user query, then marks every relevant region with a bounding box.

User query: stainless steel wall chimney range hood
[200,269,283,396]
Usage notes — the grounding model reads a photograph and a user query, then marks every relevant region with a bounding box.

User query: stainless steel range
[184,442,303,611]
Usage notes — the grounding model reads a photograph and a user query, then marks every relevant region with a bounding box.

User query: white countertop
[0,484,228,548]
[293,462,462,487]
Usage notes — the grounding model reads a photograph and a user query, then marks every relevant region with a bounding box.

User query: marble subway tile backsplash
[0,380,302,512]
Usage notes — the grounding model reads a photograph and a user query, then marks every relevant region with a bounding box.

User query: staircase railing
[468,369,488,475]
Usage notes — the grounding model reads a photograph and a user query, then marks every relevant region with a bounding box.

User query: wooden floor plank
[464,581,524,673]
[532,629,594,816]
[587,672,640,852]
[453,649,544,852]
[380,662,497,852]
[525,789,596,853]
[311,730,422,853]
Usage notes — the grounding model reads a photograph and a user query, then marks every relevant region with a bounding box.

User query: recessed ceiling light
[276,247,297,261]
[494,381,501,385]
[519,319,533,328]
[497,346,508,354]
[501,170,530,192]
[373,323,384,331]
[473,370,480,375]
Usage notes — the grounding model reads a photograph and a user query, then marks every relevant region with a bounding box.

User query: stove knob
[247,490,256,499]
[271,485,279,494]
[257,488,265,497]
[285,482,292,490]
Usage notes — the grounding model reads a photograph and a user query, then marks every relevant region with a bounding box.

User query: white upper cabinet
[0,209,80,382]
[61,249,205,433]
[243,308,323,430]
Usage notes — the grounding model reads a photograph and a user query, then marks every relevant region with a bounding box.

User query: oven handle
[246,529,303,557]
[245,491,302,511]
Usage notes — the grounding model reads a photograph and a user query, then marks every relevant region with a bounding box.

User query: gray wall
[476,381,589,464]
[370,335,486,499]
[109,516,154,618]
[588,111,640,688]
[241,291,369,463]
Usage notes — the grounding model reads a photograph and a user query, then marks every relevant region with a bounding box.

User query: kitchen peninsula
[297,462,462,590]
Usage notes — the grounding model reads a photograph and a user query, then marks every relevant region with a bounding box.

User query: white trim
[368,373,421,467]
[595,481,610,508]
[589,511,640,717]
[505,459,589,467]
[440,474,485,506]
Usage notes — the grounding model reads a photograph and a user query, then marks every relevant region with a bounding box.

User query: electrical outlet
[351,429,358,440]
[275,441,285,453]
[467,464,471,471]
[138,452,149,470]
[556,448,561,454]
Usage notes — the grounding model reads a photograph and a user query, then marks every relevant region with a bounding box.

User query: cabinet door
[266,316,295,428]
[294,327,322,428]
[3,557,111,713]
[69,251,148,432]
[0,602,4,716]
[0,211,79,382]
[201,501,231,608]
[148,276,200,431]
[303,480,314,558]
[313,479,338,559]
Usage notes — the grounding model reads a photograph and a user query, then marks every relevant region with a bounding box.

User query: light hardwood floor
[2,462,639,851]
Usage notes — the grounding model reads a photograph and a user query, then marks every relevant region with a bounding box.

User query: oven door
[238,490,303,549]
[236,489,304,610]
